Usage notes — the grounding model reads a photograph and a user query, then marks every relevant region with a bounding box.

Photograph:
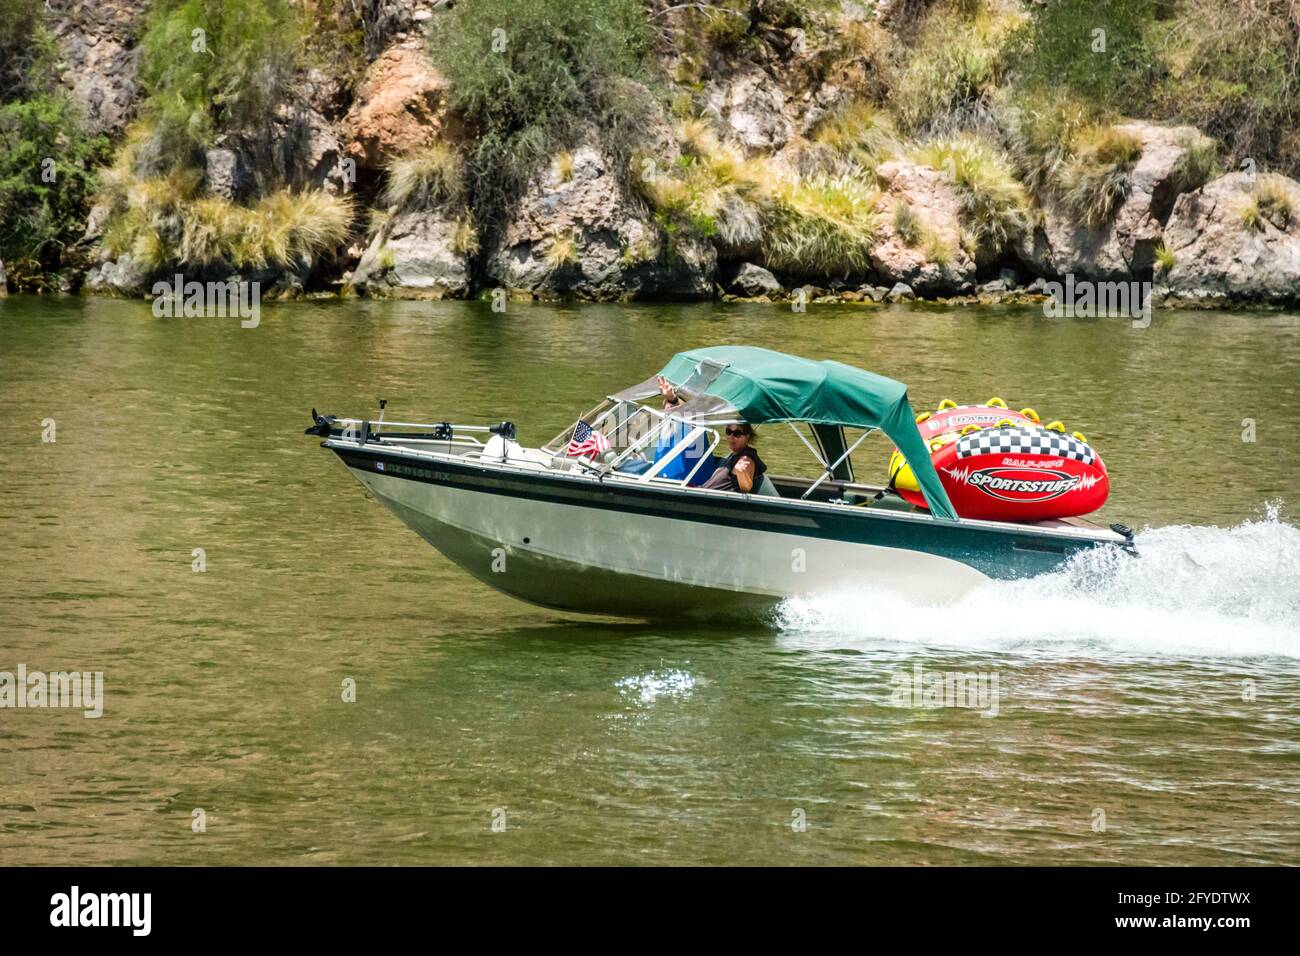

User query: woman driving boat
[701,422,765,493]
[656,377,767,493]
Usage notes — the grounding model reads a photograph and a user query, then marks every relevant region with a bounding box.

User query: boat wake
[773,503,1300,659]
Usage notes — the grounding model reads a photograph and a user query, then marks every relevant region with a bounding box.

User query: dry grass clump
[553,149,575,182]
[1004,92,1098,197]
[1169,131,1219,195]
[1153,241,1176,272]
[382,143,461,212]
[1240,174,1295,232]
[893,0,1027,136]
[451,214,480,256]
[101,168,354,272]
[892,203,923,247]
[810,100,901,169]
[1058,126,1144,228]
[912,134,1028,253]
[639,119,879,276]
[543,232,579,268]
[761,173,879,275]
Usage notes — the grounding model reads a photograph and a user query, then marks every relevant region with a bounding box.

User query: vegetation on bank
[138,0,305,162]
[430,0,655,247]
[911,135,1028,255]
[10,0,1300,295]
[98,141,352,274]
[639,120,879,276]
[0,0,108,291]
[1240,175,1295,233]
[98,0,354,279]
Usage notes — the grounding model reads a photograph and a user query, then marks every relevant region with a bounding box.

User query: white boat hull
[347,463,991,615]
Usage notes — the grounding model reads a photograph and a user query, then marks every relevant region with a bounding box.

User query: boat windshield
[543,397,726,485]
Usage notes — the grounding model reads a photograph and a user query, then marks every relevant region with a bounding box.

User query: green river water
[1,295,1298,865]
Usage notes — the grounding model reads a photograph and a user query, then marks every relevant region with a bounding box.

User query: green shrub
[1008,0,1160,116]
[0,3,109,289]
[0,0,45,95]
[138,0,306,160]
[1153,2,1300,176]
[306,0,366,86]
[432,0,652,239]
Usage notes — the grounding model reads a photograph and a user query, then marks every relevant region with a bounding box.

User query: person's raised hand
[657,375,679,406]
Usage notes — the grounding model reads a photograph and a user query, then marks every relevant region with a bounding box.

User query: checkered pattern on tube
[956,426,1095,465]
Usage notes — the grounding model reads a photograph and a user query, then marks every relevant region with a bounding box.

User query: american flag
[566,419,610,458]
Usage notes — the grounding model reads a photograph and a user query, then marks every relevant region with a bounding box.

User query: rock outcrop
[83,254,149,297]
[350,211,472,299]
[204,149,248,202]
[1020,123,1215,280]
[1159,172,1300,305]
[485,139,716,300]
[703,67,794,155]
[264,102,350,194]
[49,0,145,136]
[342,43,455,171]
[870,160,976,295]
[43,2,1291,306]
[730,262,783,298]
[360,0,440,58]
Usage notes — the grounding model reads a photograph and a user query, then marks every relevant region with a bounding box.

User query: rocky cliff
[9,0,1300,308]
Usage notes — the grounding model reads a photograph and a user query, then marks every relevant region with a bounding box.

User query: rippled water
[1,295,1297,865]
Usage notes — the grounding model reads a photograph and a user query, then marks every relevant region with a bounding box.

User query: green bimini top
[643,345,958,521]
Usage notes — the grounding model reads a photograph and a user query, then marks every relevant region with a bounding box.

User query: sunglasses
[725,428,748,437]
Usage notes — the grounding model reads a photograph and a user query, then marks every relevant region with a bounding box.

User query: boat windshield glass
[543,397,896,485]
[543,398,724,482]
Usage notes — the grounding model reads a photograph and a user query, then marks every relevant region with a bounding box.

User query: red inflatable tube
[898,424,1110,521]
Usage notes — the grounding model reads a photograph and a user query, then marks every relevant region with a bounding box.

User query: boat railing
[312,414,495,451]
[317,405,723,489]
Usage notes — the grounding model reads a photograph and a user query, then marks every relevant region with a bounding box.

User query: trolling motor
[305,409,338,437]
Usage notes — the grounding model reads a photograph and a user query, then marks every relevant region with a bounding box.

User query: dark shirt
[703,447,766,492]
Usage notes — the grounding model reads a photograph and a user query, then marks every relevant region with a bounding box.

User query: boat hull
[329,444,1115,618]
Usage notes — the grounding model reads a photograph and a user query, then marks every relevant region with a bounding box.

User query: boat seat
[753,474,779,497]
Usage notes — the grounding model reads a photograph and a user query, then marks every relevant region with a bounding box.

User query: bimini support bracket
[801,430,872,500]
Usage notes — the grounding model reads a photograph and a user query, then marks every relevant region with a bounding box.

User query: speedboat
[305,346,1135,617]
